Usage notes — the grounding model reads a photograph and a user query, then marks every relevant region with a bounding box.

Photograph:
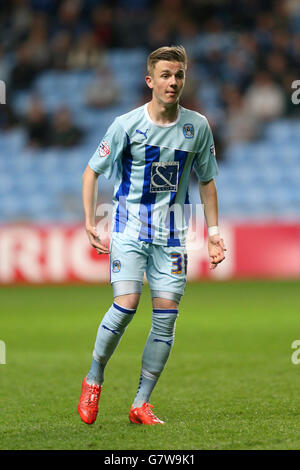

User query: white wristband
[208,226,220,236]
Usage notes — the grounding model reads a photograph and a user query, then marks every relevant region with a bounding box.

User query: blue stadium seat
[264,120,296,143]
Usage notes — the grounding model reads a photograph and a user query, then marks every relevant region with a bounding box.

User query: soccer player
[78,45,226,425]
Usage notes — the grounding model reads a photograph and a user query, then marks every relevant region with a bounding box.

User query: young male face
[146,60,186,107]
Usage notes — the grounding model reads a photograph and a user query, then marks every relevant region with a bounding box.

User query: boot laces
[143,403,160,422]
[84,384,100,407]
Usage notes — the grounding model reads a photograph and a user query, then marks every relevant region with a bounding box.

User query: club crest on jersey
[150,161,179,193]
[112,259,121,273]
[98,140,110,158]
[183,123,194,139]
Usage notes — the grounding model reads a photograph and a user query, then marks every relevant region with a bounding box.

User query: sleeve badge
[210,144,216,157]
[98,140,111,158]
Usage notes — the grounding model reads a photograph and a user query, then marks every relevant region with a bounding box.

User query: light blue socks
[133,308,178,407]
[86,304,178,407]
[86,302,136,385]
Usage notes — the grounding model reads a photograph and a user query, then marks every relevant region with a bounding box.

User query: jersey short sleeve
[88,118,127,179]
[193,118,219,182]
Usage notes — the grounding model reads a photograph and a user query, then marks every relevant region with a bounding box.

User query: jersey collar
[144,103,181,128]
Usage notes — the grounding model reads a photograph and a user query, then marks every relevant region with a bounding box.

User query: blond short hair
[147,45,187,76]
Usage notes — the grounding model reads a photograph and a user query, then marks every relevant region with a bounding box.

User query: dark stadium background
[1,0,300,452]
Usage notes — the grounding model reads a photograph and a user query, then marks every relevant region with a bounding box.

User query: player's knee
[114,293,140,310]
[152,298,179,310]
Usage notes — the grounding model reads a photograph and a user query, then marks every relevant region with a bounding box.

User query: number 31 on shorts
[171,253,188,275]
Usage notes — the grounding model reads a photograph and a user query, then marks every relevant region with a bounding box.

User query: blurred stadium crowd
[0,0,299,222]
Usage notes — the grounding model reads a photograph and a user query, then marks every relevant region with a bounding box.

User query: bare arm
[82,165,109,254]
[199,178,226,269]
[199,178,219,228]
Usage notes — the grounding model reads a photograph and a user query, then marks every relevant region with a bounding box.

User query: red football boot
[129,403,165,425]
[77,377,102,424]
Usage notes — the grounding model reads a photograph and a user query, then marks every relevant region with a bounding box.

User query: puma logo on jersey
[136,128,149,140]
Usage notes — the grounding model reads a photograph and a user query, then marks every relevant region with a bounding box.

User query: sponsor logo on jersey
[183,123,194,139]
[98,140,110,158]
[112,259,121,273]
[210,144,216,157]
[150,161,179,192]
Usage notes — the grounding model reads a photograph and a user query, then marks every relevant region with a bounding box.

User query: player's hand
[208,234,226,270]
[85,225,109,255]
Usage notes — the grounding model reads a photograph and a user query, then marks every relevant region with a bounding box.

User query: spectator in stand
[290,33,300,70]
[55,0,87,38]
[266,51,287,87]
[179,59,199,111]
[147,17,175,50]
[244,70,286,122]
[26,12,50,71]
[113,2,151,48]
[90,5,115,48]
[146,18,175,51]
[0,103,19,131]
[154,0,183,32]
[221,84,259,145]
[9,42,37,91]
[49,106,83,148]
[22,96,51,148]
[222,48,254,90]
[67,32,103,70]
[1,0,33,52]
[176,19,200,57]
[49,31,72,70]
[85,64,120,108]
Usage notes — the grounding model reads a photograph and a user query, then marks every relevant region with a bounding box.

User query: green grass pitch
[1,280,300,450]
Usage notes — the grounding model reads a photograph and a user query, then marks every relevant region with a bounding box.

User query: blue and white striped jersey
[88,103,218,246]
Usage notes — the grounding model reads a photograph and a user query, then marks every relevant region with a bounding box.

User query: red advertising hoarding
[0,222,299,284]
